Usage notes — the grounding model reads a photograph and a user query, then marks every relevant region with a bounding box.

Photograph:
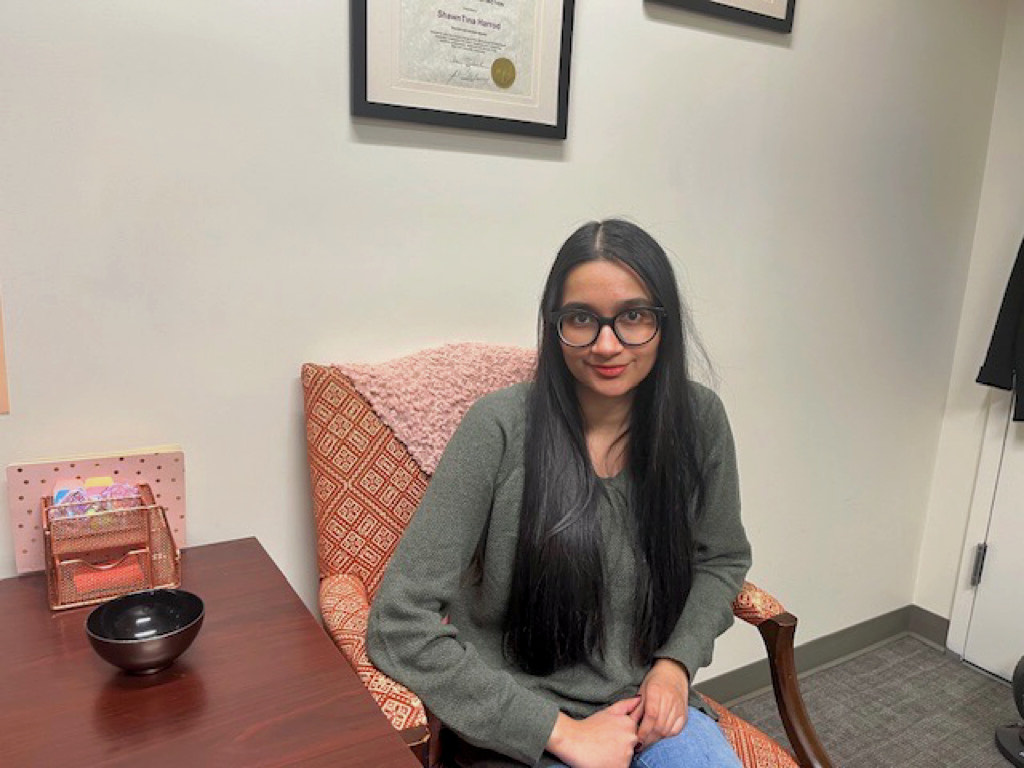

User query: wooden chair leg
[758,612,833,768]
[400,723,431,767]
[426,710,444,768]
[400,710,445,768]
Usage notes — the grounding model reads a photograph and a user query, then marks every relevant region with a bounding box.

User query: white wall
[0,0,1008,678]
[914,0,1024,619]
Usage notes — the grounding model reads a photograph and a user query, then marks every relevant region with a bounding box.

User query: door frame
[946,389,1013,657]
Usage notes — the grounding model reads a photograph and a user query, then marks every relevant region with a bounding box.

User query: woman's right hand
[546,697,641,768]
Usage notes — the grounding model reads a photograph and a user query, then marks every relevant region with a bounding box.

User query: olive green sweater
[367,382,750,767]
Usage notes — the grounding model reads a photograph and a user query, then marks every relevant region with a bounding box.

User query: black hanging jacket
[977,237,1024,420]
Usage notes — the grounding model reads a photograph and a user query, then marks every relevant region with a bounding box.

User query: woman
[368,220,750,768]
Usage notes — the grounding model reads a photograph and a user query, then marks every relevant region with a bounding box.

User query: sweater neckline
[597,468,628,484]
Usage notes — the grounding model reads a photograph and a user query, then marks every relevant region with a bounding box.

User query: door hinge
[970,543,988,587]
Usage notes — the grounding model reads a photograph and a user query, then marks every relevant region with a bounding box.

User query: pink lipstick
[592,365,627,378]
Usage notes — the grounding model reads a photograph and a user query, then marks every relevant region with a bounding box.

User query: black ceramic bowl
[86,589,204,674]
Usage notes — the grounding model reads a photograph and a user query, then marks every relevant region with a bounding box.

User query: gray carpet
[726,635,1020,767]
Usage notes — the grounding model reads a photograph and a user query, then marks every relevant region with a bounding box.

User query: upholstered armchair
[301,343,831,768]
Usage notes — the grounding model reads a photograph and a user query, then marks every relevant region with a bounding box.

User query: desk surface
[0,537,418,767]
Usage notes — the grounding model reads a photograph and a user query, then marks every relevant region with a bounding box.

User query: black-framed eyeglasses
[550,306,666,348]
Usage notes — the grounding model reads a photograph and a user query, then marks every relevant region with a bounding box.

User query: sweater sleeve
[654,389,751,678]
[366,393,559,766]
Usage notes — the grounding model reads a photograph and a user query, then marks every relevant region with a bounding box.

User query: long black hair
[502,219,708,675]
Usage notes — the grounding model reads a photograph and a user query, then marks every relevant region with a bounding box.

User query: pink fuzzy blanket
[337,342,536,475]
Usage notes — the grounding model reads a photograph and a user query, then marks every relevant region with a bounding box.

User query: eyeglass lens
[558,309,660,347]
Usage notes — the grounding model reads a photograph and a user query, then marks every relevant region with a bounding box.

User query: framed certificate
[352,0,576,139]
[654,0,796,34]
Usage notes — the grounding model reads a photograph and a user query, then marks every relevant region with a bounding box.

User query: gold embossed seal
[491,58,516,89]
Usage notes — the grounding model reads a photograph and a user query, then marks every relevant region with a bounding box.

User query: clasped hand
[547,659,690,768]
[635,658,690,751]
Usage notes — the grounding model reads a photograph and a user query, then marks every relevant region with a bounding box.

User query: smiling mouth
[592,364,627,378]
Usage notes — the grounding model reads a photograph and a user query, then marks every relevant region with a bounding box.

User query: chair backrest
[301,343,535,598]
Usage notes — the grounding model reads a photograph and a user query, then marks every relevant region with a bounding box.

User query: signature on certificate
[447,53,490,84]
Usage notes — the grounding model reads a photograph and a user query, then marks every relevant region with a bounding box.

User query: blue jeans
[549,707,741,768]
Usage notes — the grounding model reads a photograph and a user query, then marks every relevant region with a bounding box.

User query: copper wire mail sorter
[42,484,180,611]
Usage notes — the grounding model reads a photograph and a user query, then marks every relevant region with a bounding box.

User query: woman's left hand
[633,658,690,750]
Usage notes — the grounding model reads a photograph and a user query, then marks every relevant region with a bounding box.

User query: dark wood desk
[0,537,419,767]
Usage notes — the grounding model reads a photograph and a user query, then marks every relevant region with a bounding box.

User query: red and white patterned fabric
[706,697,799,768]
[733,581,787,626]
[302,350,801,766]
[303,363,430,598]
[320,572,427,731]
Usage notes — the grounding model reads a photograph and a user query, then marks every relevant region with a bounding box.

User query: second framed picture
[654,0,796,34]
[352,1,576,139]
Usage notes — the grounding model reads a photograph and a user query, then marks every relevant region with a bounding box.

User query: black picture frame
[351,1,576,139]
[653,0,796,34]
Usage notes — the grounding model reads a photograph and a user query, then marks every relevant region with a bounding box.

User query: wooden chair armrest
[758,612,832,768]
[733,581,787,626]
